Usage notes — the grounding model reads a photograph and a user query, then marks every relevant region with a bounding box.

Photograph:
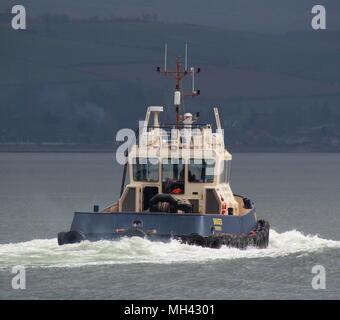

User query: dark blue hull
[58,204,270,249]
[70,207,256,238]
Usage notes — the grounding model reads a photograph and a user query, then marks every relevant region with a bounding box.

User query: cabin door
[143,186,158,211]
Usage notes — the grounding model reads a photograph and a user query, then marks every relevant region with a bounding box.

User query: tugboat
[58,53,270,249]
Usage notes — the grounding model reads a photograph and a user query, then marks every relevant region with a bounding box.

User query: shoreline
[0,143,114,153]
[0,143,339,153]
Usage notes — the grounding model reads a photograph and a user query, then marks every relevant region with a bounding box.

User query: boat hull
[58,206,270,249]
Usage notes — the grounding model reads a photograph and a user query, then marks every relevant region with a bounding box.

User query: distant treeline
[28,13,161,25]
[1,16,340,151]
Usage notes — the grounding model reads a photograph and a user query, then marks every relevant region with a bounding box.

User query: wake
[0,229,339,269]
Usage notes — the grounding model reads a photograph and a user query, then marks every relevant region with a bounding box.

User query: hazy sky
[1,0,340,33]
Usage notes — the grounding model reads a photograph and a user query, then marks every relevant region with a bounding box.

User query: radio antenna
[156,45,201,128]
[191,67,195,93]
[185,43,188,71]
[164,43,167,71]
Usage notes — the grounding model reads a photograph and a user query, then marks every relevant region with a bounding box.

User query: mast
[156,47,201,128]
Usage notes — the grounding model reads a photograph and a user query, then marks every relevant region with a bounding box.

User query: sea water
[0,153,339,299]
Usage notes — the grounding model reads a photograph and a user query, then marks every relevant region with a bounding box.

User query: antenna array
[156,44,201,128]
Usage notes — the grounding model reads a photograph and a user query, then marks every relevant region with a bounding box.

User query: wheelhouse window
[219,160,231,183]
[188,159,215,183]
[132,158,159,182]
[162,158,185,194]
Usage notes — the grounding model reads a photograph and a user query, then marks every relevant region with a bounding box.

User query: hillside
[1,17,340,151]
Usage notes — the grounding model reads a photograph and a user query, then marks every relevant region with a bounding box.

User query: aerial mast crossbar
[156,45,201,128]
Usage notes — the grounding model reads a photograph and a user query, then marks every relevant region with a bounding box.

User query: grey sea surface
[0,152,339,299]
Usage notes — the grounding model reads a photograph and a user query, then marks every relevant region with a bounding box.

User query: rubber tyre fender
[235,237,242,249]
[62,230,86,245]
[57,232,67,245]
[239,235,247,250]
[225,236,232,247]
[229,236,236,248]
[122,227,147,238]
[188,233,206,247]
[208,236,222,249]
[149,194,178,213]
[255,233,263,248]
[248,234,257,247]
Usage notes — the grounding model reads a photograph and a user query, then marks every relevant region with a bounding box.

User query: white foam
[0,229,339,269]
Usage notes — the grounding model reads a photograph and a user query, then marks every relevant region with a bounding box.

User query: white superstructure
[118,106,242,216]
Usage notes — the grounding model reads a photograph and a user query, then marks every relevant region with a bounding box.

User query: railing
[147,123,211,130]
